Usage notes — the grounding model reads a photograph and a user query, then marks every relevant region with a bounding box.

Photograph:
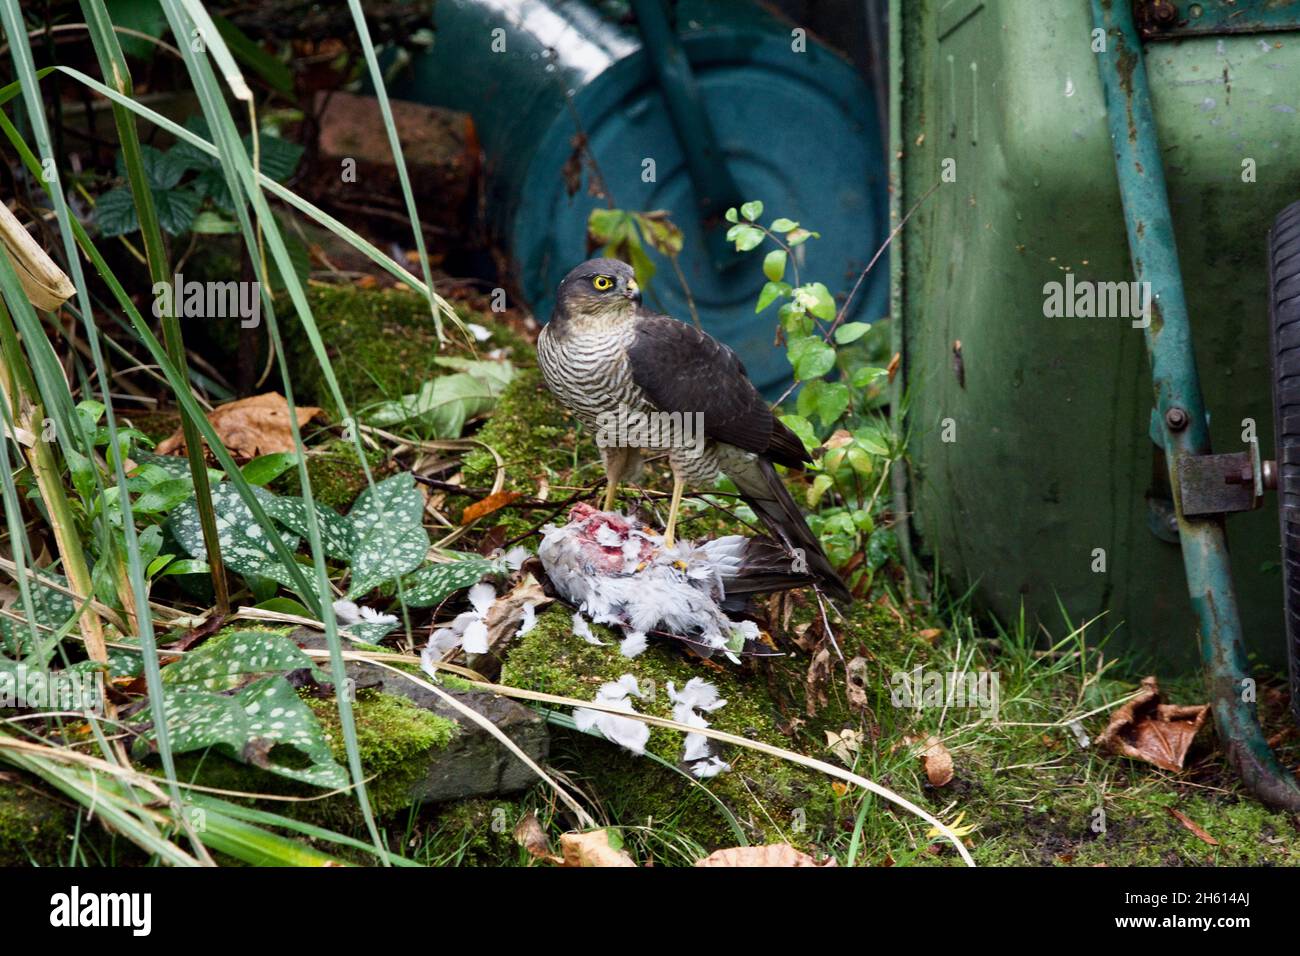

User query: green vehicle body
[891,0,1300,669]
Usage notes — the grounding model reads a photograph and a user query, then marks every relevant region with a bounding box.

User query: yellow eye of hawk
[592,275,614,291]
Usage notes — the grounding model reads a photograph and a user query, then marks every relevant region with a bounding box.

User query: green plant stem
[78,0,231,615]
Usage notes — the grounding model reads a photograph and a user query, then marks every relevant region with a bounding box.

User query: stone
[290,628,549,803]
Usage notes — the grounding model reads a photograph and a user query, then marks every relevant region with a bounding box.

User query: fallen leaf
[917,627,943,645]
[465,574,552,677]
[1166,807,1219,847]
[1094,676,1209,772]
[886,351,901,383]
[513,812,562,864]
[461,490,523,525]
[156,392,321,459]
[846,656,870,713]
[805,643,831,717]
[825,728,863,766]
[695,844,836,867]
[926,810,978,839]
[560,829,636,867]
[919,735,954,786]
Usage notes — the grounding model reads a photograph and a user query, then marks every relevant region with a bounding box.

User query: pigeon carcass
[537,503,818,660]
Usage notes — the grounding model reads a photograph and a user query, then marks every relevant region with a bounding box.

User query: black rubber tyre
[1268,199,1300,726]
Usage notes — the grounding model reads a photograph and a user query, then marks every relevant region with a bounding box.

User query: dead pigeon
[537,503,817,660]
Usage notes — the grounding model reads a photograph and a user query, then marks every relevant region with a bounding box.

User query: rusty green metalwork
[1092,0,1300,809]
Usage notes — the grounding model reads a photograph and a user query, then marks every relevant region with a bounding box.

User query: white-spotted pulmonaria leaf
[347,524,429,599]
[132,675,348,789]
[262,495,356,561]
[401,555,499,607]
[0,570,76,661]
[169,484,303,589]
[161,629,325,691]
[346,473,425,529]
[343,473,429,598]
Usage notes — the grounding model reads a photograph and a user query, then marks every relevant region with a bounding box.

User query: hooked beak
[624,278,640,302]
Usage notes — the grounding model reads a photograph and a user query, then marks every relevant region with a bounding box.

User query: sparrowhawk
[537,257,851,602]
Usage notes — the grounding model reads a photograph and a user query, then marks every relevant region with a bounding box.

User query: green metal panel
[894,0,1300,668]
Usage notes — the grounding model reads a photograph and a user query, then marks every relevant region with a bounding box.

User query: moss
[0,776,74,865]
[269,437,388,510]
[500,604,868,852]
[169,687,456,830]
[309,688,456,821]
[277,286,531,419]
[410,797,529,866]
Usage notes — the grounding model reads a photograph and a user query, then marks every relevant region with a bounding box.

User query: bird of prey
[537,257,851,602]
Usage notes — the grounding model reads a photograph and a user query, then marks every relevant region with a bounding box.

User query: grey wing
[626,311,809,468]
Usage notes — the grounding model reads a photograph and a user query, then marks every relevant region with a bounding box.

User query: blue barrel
[392,0,887,394]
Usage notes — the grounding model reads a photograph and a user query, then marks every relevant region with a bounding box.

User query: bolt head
[1165,407,1189,431]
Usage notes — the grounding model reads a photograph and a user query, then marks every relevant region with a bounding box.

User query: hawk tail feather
[728,457,853,603]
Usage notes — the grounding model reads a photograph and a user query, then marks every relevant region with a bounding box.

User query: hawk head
[555,258,641,325]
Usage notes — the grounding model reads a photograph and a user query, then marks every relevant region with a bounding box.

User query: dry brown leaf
[824,429,854,450]
[559,829,636,867]
[846,655,870,713]
[917,627,943,645]
[1166,807,1219,847]
[461,490,523,525]
[156,392,321,459]
[465,575,552,676]
[886,351,901,384]
[695,844,836,867]
[513,812,562,864]
[805,644,831,718]
[825,728,863,766]
[1094,676,1209,773]
[920,735,954,787]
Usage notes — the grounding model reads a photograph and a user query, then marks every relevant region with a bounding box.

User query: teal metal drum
[392,0,887,394]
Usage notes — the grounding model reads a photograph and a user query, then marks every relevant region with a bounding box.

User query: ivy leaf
[740,200,764,222]
[771,217,798,232]
[787,228,819,246]
[401,556,499,607]
[724,207,739,223]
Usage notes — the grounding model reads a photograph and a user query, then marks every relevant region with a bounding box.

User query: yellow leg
[663,476,684,548]
[603,478,618,512]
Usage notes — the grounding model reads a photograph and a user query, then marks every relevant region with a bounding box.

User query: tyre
[1267,199,1300,726]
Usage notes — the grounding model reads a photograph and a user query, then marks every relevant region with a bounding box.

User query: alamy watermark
[152,272,261,328]
[1042,273,1151,328]
[891,666,1000,719]
[595,403,705,452]
[0,664,104,713]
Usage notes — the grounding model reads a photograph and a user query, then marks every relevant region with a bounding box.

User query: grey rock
[289,629,549,803]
